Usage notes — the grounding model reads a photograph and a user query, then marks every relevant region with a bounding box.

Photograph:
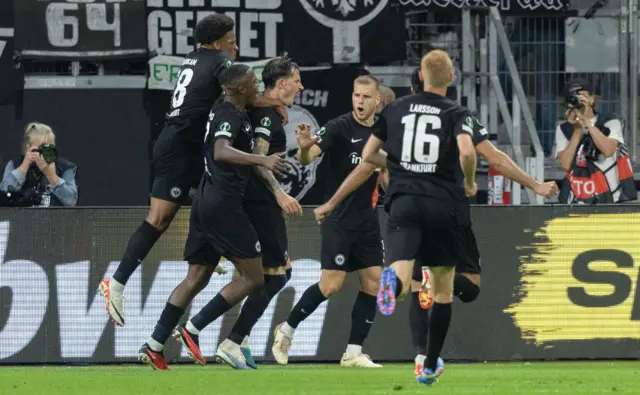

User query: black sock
[454,274,480,303]
[347,292,377,345]
[228,274,288,344]
[395,276,403,298]
[113,221,162,285]
[190,293,232,332]
[150,303,185,345]
[409,292,429,356]
[286,283,327,329]
[426,302,452,371]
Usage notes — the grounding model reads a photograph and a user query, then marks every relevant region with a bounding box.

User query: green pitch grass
[1,362,639,394]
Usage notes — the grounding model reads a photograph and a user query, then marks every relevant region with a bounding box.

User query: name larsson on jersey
[401,104,442,173]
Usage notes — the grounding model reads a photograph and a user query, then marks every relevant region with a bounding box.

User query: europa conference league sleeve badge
[298,0,388,63]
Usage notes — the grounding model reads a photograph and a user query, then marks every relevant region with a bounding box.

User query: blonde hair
[421,50,453,89]
[23,122,55,151]
[354,75,381,91]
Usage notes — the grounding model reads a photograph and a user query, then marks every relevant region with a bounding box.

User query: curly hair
[195,14,235,45]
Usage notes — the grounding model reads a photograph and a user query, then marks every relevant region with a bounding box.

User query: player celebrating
[407,69,559,377]
[362,50,478,385]
[178,57,304,369]
[138,65,288,370]
[99,15,286,327]
[271,75,385,368]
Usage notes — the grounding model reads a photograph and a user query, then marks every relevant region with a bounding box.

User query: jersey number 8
[400,114,441,164]
[172,68,194,109]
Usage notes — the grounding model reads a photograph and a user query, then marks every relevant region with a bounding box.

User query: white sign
[0,221,328,361]
[147,0,283,58]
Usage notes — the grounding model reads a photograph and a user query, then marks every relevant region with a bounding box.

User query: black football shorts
[184,200,261,264]
[385,194,461,269]
[320,220,383,272]
[151,122,204,205]
[244,202,289,268]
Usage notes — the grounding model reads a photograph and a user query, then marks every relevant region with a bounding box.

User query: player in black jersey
[178,57,304,370]
[138,64,288,370]
[405,68,559,377]
[100,15,288,327]
[362,50,478,385]
[271,75,386,368]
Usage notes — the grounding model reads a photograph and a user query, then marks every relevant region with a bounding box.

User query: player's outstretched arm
[362,135,386,169]
[475,141,558,197]
[252,137,303,216]
[457,134,477,197]
[314,162,377,224]
[213,139,288,176]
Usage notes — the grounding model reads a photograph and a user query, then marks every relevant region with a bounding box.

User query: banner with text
[396,0,570,13]
[15,0,148,59]
[2,206,640,364]
[146,0,405,64]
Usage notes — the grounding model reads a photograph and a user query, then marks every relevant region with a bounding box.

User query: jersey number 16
[401,114,441,164]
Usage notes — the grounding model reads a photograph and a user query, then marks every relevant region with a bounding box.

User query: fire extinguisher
[487,165,511,205]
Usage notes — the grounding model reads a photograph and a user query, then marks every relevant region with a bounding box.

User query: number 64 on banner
[46,2,123,48]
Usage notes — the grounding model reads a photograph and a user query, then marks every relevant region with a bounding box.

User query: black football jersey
[244,107,286,205]
[197,102,254,206]
[373,91,479,204]
[166,48,233,142]
[316,112,379,230]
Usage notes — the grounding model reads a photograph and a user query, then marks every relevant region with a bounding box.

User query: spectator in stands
[0,123,78,207]
[377,85,396,113]
[555,80,636,204]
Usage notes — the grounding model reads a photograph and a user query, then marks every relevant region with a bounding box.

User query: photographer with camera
[0,123,78,207]
[555,80,636,204]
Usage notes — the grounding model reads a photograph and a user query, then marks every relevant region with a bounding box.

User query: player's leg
[377,195,423,315]
[454,226,482,302]
[341,228,383,368]
[419,265,454,385]
[226,204,291,369]
[272,221,350,365]
[99,131,188,326]
[417,198,461,385]
[409,264,431,377]
[138,219,219,370]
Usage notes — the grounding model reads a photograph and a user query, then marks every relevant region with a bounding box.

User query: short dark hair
[195,14,234,45]
[354,75,380,90]
[219,64,250,86]
[262,57,299,90]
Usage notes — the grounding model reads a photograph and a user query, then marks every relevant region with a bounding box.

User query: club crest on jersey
[219,122,231,133]
[170,187,182,199]
[261,117,272,127]
[224,60,233,68]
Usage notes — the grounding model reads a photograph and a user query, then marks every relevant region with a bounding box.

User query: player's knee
[184,272,211,294]
[457,282,480,303]
[145,213,173,232]
[264,274,288,296]
[318,280,342,298]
